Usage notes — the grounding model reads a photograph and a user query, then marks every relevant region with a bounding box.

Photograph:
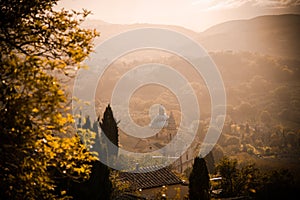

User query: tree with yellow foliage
[0,0,99,199]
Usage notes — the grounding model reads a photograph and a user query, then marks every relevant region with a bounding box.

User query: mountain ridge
[198,14,300,58]
[83,14,300,59]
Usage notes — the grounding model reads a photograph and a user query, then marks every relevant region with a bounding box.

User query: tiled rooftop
[119,165,183,189]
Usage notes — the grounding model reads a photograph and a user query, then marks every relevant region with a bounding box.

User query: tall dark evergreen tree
[82,115,92,130]
[91,120,108,163]
[91,120,99,151]
[92,120,99,135]
[189,157,210,200]
[91,122,100,152]
[98,104,119,162]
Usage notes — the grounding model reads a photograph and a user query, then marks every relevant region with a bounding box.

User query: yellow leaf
[57,90,64,95]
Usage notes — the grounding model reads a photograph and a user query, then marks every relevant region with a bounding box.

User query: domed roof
[150,105,169,129]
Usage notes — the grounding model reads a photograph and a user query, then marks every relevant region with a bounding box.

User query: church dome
[149,105,169,129]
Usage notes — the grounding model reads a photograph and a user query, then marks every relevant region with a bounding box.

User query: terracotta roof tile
[119,165,183,189]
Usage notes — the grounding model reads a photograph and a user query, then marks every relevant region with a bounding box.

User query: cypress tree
[91,121,101,156]
[82,115,92,130]
[98,104,119,163]
[189,157,210,200]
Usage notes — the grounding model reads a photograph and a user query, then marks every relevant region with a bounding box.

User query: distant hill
[81,19,199,46]
[83,14,300,59]
[198,14,300,59]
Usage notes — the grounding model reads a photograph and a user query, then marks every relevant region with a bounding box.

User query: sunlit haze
[56,0,300,31]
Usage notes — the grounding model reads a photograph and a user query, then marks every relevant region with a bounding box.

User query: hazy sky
[56,0,300,31]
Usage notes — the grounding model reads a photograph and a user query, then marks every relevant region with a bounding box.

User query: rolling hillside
[198,14,300,59]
